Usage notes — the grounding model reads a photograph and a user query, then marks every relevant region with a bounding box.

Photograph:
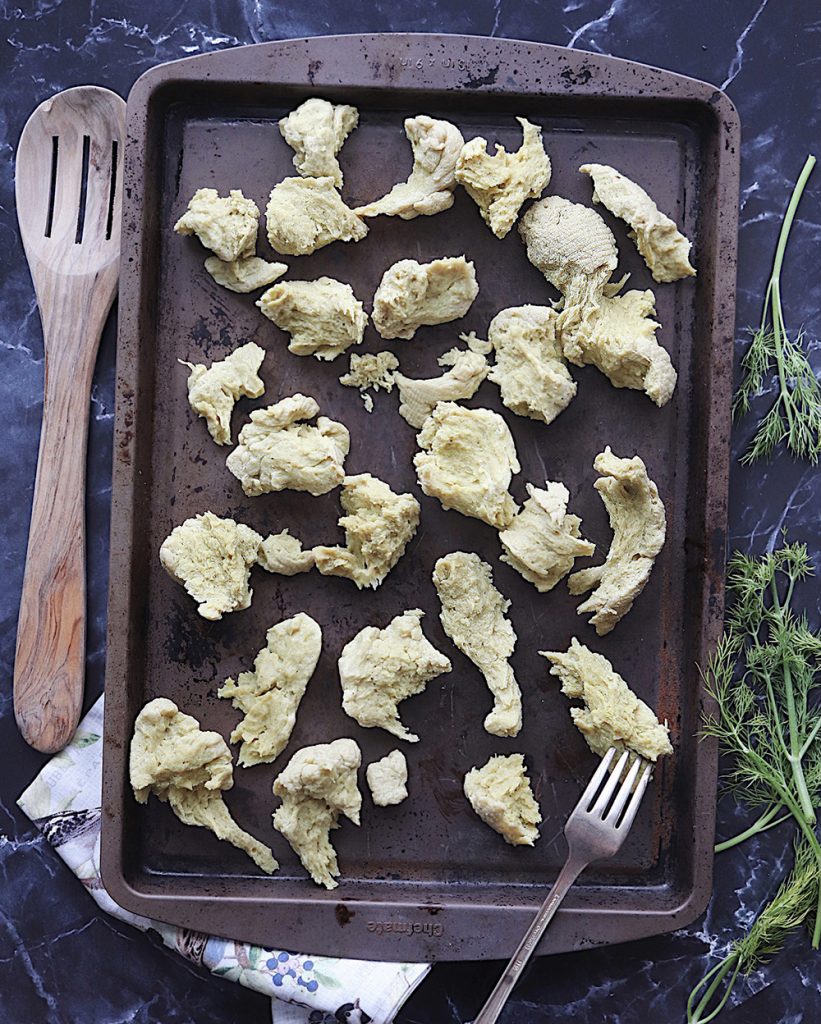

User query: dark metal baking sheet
[101,33,739,961]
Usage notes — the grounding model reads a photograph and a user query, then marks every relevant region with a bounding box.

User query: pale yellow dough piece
[265,176,367,256]
[372,256,478,340]
[463,753,541,845]
[355,115,464,219]
[487,305,576,424]
[226,394,349,497]
[130,698,277,873]
[338,609,452,742]
[395,349,489,428]
[257,530,315,575]
[272,738,361,889]
[568,448,666,635]
[580,163,696,282]
[174,188,259,262]
[518,195,676,406]
[279,97,358,187]
[257,277,367,361]
[499,482,595,592]
[204,255,287,293]
[218,614,322,767]
[159,512,262,621]
[313,473,420,589]
[339,351,399,412]
[414,402,519,529]
[181,341,265,446]
[366,750,409,806]
[455,118,551,238]
[540,638,673,761]
[433,552,521,737]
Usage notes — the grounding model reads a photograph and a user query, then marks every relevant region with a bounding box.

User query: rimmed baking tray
[101,33,739,961]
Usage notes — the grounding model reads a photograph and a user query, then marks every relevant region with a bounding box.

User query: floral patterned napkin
[16,696,430,1024]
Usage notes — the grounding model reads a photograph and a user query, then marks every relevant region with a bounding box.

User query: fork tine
[604,756,643,823]
[578,746,616,809]
[616,762,653,831]
[590,749,631,816]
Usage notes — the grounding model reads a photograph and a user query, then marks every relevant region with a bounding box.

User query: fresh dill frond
[734,155,820,464]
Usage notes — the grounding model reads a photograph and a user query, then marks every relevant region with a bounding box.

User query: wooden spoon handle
[13,303,109,753]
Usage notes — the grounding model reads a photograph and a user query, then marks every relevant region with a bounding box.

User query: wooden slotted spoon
[14,86,126,753]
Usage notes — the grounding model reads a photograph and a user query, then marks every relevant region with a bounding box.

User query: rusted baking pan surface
[102,34,739,961]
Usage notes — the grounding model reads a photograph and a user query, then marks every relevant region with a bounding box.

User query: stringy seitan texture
[313,473,420,589]
[181,341,265,446]
[463,753,541,845]
[487,305,576,424]
[366,750,409,806]
[394,349,489,428]
[159,512,262,621]
[338,609,452,742]
[433,552,522,737]
[225,394,349,497]
[580,162,696,283]
[568,448,666,635]
[355,115,464,219]
[279,97,358,187]
[257,277,368,361]
[499,481,595,593]
[174,188,259,262]
[265,176,367,256]
[257,530,315,576]
[338,351,399,412]
[130,698,277,873]
[204,255,287,294]
[218,613,322,767]
[272,738,361,889]
[415,402,519,528]
[540,638,673,761]
[372,256,478,340]
[518,195,676,406]
[455,117,551,238]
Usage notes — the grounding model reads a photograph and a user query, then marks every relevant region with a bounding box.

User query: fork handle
[13,291,109,753]
[472,854,588,1024]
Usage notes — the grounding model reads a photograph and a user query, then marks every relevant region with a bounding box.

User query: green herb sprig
[734,154,820,464]
[687,543,821,1023]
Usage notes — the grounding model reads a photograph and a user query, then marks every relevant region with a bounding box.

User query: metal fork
[472,748,654,1024]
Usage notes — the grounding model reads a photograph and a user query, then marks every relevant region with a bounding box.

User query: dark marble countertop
[2,2,820,1022]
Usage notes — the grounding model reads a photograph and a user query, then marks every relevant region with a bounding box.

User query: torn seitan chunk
[540,638,673,761]
[580,163,696,282]
[313,473,420,589]
[339,351,399,412]
[414,402,519,529]
[463,753,541,845]
[181,341,265,446]
[487,305,576,424]
[272,738,361,889]
[338,609,451,742]
[499,482,595,593]
[218,614,322,767]
[265,176,367,256]
[519,195,676,406]
[355,115,464,219]
[372,256,478,340]
[568,448,666,635]
[366,750,409,807]
[394,349,489,428]
[226,394,349,497]
[455,117,551,238]
[204,255,287,293]
[257,530,315,576]
[433,552,522,737]
[159,512,262,621]
[174,188,259,262]
[130,698,277,873]
[257,277,367,361]
[279,98,358,187]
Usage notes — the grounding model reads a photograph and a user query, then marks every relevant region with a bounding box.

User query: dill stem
[687,954,742,1023]
[769,577,816,824]
[714,804,788,854]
